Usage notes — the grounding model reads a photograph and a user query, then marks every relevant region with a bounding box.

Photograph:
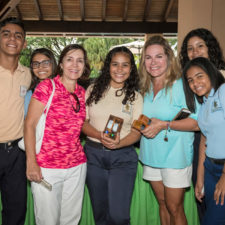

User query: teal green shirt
[139,79,199,169]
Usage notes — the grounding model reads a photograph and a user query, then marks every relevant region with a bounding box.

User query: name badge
[122,102,132,115]
[20,85,27,97]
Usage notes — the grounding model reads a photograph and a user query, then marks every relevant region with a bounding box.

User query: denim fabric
[202,157,225,225]
[84,141,138,225]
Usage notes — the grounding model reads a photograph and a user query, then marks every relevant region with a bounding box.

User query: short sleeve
[218,84,225,118]
[32,79,53,106]
[132,92,143,122]
[85,85,94,121]
[173,79,199,121]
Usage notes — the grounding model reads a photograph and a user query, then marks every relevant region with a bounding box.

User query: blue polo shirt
[139,79,199,169]
[198,84,225,159]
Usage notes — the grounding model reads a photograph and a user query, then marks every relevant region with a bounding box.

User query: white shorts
[143,164,192,188]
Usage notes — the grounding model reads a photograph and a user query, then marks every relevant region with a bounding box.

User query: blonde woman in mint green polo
[139,35,200,225]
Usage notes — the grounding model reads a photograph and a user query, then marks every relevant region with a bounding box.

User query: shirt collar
[54,75,81,95]
[203,88,215,103]
[0,62,26,73]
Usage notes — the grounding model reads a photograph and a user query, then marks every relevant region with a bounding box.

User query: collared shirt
[0,63,31,142]
[139,79,199,169]
[198,84,225,159]
[85,85,143,143]
[32,75,86,169]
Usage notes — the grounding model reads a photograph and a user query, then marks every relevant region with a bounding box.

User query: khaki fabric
[0,64,31,142]
[220,69,225,78]
[86,85,143,143]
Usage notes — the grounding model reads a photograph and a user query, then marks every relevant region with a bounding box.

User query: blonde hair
[139,35,181,96]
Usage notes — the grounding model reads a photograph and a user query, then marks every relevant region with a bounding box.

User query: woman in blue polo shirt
[138,35,199,225]
[182,57,225,225]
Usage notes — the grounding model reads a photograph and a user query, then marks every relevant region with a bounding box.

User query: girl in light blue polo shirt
[183,57,225,225]
[139,35,199,225]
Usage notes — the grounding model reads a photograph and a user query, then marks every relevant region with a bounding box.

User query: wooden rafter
[123,0,129,21]
[23,20,177,34]
[80,0,84,21]
[164,0,174,22]
[0,0,21,20]
[102,0,107,21]
[15,5,21,19]
[143,0,151,21]
[56,0,63,20]
[33,0,42,20]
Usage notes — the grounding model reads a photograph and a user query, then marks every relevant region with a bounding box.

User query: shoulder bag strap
[44,79,55,115]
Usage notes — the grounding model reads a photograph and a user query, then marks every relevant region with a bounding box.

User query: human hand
[214,173,225,205]
[26,161,43,183]
[141,118,166,139]
[101,132,120,150]
[195,180,204,202]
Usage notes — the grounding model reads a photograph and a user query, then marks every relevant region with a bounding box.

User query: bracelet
[164,121,171,142]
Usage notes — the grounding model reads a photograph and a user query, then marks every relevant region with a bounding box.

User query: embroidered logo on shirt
[211,99,222,112]
[122,102,132,115]
[20,85,27,97]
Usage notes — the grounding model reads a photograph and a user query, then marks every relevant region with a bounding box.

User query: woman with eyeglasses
[82,46,143,225]
[24,48,57,116]
[24,44,90,225]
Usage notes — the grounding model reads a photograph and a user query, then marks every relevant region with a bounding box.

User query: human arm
[82,120,102,141]
[24,98,44,182]
[101,128,141,149]
[214,164,225,205]
[195,133,206,202]
[141,117,199,139]
[82,120,141,149]
[213,84,225,205]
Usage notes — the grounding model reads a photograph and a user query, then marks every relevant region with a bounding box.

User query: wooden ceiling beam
[102,0,107,21]
[164,0,174,22]
[80,0,84,21]
[23,21,177,34]
[56,0,63,20]
[123,0,129,21]
[33,0,42,20]
[15,5,21,20]
[143,0,151,21]
[0,0,21,20]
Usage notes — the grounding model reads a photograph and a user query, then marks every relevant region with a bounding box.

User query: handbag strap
[44,79,55,115]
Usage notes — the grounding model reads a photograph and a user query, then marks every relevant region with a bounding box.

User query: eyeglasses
[70,93,80,113]
[31,60,51,69]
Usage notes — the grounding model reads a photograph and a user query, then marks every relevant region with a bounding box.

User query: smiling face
[31,53,53,80]
[144,44,168,80]
[186,66,212,98]
[187,36,209,60]
[109,52,131,88]
[0,23,26,57]
[60,49,85,82]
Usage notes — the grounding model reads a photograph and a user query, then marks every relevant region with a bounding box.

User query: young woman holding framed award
[82,46,143,225]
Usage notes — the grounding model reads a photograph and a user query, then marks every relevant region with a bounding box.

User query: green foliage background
[20,37,137,77]
[20,36,177,77]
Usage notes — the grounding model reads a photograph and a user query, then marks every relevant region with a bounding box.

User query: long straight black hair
[182,57,225,112]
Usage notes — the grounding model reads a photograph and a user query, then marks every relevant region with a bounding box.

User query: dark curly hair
[56,44,90,80]
[29,48,57,91]
[182,57,225,112]
[180,28,225,70]
[86,46,139,106]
